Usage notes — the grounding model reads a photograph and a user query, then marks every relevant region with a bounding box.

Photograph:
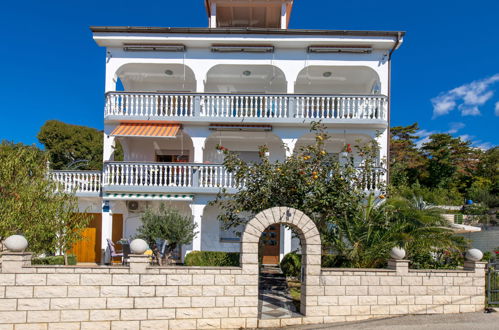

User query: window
[220,222,244,242]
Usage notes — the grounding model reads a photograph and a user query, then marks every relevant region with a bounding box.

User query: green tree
[0,142,89,263]
[135,204,198,265]
[389,123,426,186]
[214,123,382,252]
[421,133,478,191]
[37,120,123,170]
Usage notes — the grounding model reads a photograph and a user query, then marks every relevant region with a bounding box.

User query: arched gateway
[240,207,321,316]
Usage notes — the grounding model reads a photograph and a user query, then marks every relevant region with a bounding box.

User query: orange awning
[111,123,180,138]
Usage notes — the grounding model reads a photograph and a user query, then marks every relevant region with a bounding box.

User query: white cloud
[447,122,465,134]
[495,101,499,116]
[414,123,493,150]
[432,73,499,117]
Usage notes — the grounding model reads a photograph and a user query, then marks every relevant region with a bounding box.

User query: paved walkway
[273,311,499,329]
[259,266,302,319]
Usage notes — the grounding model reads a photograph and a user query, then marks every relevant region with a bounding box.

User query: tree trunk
[64,253,69,266]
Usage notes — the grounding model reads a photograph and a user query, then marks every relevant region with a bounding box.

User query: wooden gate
[70,213,123,263]
[261,224,280,265]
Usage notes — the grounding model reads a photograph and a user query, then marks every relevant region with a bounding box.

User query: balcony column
[101,200,113,264]
[103,125,116,162]
[192,137,206,163]
[279,226,292,261]
[189,202,206,252]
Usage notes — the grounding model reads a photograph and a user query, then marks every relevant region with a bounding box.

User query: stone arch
[241,207,321,316]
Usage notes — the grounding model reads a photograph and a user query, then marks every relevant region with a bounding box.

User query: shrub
[184,251,240,267]
[32,255,77,265]
[321,254,351,268]
[280,253,301,277]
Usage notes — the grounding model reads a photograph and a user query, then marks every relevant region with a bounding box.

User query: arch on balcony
[241,206,321,316]
[294,132,376,164]
[205,64,286,93]
[294,66,380,95]
[118,129,194,163]
[203,130,286,163]
[115,63,197,92]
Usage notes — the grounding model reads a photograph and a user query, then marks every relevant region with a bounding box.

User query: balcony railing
[50,163,385,196]
[50,171,102,195]
[103,162,240,192]
[105,92,387,124]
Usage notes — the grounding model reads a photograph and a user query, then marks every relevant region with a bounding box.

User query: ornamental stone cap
[4,235,28,252]
[390,247,406,260]
[465,248,483,262]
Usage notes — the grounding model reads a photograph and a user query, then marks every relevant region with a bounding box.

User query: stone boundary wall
[0,253,487,329]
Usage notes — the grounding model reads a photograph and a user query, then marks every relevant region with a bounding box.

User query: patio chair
[106,239,123,265]
[121,240,131,265]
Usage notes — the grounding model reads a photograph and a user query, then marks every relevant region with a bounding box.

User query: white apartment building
[52,0,404,264]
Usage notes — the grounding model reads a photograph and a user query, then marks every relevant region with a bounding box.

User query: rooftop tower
[205,0,293,28]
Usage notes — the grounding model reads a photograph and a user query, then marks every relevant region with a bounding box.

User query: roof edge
[90,26,405,38]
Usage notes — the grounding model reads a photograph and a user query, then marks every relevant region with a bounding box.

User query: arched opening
[295,66,381,95]
[205,64,286,93]
[116,63,196,92]
[294,132,376,166]
[241,207,321,318]
[204,130,286,163]
[118,130,194,163]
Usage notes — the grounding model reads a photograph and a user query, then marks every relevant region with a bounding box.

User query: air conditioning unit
[126,201,148,213]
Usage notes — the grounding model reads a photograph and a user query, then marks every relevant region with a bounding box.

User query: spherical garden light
[390,246,406,260]
[130,239,148,254]
[465,248,483,262]
[4,235,28,252]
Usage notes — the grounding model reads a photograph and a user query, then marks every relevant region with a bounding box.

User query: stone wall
[0,252,486,329]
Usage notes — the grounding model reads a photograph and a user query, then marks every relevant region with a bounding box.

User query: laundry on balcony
[110,122,181,137]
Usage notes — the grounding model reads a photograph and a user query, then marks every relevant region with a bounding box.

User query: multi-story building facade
[52,0,404,264]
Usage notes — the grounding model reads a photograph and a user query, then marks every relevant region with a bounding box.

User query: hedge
[184,251,240,267]
[280,252,301,277]
[31,255,77,265]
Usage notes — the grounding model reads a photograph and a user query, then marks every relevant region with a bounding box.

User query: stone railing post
[387,247,408,274]
[128,254,150,273]
[1,252,32,273]
[387,259,409,274]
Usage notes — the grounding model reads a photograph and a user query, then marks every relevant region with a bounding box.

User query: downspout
[386,32,402,188]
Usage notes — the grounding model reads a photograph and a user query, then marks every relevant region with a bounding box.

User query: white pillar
[101,201,113,263]
[210,3,217,28]
[280,3,288,29]
[282,138,297,158]
[287,81,295,94]
[189,203,206,252]
[279,226,292,261]
[103,133,116,162]
[192,137,206,163]
[378,129,389,167]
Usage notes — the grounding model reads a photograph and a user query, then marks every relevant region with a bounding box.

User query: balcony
[50,171,102,197]
[103,162,240,195]
[50,163,386,198]
[105,92,387,126]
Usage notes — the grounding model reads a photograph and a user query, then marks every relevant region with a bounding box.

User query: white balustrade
[105,92,195,117]
[354,167,387,192]
[295,95,386,120]
[51,164,385,194]
[105,92,387,121]
[198,165,238,189]
[104,162,194,188]
[50,171,101,194]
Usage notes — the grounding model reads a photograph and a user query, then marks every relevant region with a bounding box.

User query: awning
[111,123,180,137]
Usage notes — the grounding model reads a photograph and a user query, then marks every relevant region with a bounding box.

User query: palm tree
[326,194,468,268]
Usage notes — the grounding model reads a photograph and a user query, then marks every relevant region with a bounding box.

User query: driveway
[276,312,499,330]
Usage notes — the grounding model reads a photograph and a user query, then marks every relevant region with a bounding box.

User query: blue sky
[2,0,498,149]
